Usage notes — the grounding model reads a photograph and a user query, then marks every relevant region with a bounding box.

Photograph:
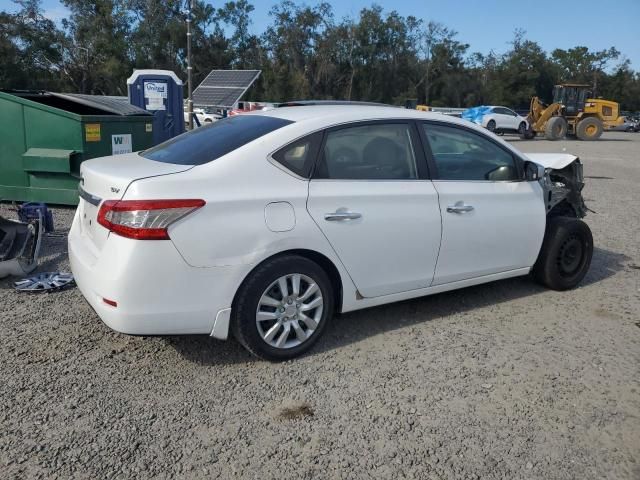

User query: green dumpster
[0,90,155,205]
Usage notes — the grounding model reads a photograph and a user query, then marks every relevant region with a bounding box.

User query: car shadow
[163,334,255,365]
[311,246,629,356]
[168,246,629,365]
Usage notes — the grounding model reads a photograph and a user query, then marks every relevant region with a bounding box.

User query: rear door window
[314,123,419,180]
[141,115,292,165]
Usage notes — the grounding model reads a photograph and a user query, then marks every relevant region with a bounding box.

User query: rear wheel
[532,217,593,290]
[231,255,334,360]
[545,117,567,140]
[486,120,496,132]
[576,117,603,140]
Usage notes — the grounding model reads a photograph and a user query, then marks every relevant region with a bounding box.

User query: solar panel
[192,69,261,107]
[198,70,260,89]
[192,87,247,108]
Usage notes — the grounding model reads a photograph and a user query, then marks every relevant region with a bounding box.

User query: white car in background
[469,106,529,135]
[608,116,638,132]
[184,107,221,127]
[70,105,592,360]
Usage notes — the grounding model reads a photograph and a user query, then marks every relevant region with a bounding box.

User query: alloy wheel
[256,273,324,349]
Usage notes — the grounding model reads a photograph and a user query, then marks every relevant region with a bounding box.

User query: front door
[420,122,546,285]
[502,108,521,130]
[307,122,442,298]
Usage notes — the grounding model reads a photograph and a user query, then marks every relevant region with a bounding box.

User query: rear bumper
[68,211,247,337]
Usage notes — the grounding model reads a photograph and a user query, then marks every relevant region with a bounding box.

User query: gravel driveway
[1,132,639,480]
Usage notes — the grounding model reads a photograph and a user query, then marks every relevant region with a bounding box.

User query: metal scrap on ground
[14,272,75,293]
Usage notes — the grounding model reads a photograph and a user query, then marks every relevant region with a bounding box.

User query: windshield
[141,115,293,165]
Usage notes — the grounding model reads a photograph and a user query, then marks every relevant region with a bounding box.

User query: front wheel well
[548,199,579,218]
[232,249,344,314]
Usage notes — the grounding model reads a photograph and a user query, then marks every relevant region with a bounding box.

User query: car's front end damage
[0,213,43,279]
[526,153,587,218]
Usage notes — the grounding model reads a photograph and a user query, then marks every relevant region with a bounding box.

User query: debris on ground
[0,212,42,279]
[14,272,75,292]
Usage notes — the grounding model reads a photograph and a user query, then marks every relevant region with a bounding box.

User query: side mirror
[524,161,545,181]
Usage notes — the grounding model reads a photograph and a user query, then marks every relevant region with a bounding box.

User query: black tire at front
[521,127,536,139]
[545,116,567,140]
[532,217,593,291]
[518,122,527,135]
[486,120,496,132]
[231,255,334,361]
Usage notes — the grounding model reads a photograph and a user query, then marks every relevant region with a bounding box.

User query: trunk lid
[77,153,192,252]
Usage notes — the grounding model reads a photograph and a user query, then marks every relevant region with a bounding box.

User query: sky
[3,0,639,70]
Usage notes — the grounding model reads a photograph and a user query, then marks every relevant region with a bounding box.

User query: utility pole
[186,0,194,130]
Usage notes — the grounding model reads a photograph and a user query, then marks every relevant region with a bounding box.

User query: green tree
[551,46,619,96]
[491,30,556,108]
[599,60,640,111]
[59,0,131,94]
[3,0,65,90]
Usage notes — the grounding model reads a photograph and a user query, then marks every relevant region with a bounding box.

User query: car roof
[252,104,475,129]
[245,104,527,161]
[277,100,389,108]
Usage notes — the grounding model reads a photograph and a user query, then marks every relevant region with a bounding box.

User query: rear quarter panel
[124,135,356,296]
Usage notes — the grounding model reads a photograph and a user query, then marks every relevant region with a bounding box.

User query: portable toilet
[127,70,185,145]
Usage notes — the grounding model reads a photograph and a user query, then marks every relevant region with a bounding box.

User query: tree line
[2,0,639,111]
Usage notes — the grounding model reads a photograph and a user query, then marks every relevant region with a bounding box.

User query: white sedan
[184,107,221,127]
[465,106,529,135]
[69,105,593,360]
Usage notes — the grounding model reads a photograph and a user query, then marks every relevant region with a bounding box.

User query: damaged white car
[69,105,593,360]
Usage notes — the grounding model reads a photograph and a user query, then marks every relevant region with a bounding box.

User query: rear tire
[486,120,496,132]
[231,255,334,361]
[532,217,593,291]
[576,117,603,140]
[545,117,567,140]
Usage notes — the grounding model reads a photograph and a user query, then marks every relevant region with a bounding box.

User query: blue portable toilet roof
[127,69,183,86]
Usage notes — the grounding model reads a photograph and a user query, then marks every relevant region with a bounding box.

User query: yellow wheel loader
[524,84,624,140]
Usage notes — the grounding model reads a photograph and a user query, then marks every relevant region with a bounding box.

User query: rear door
[419,122,545,285]
[306,121,442,298]
[492,107,513,130]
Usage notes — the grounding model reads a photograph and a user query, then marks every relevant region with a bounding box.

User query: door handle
[324,211,362,221]
[447,202,474,214]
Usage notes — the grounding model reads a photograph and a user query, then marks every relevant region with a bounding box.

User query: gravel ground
[1,132,639,480]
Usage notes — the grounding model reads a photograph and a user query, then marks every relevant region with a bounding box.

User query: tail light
[97,199,205,240]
